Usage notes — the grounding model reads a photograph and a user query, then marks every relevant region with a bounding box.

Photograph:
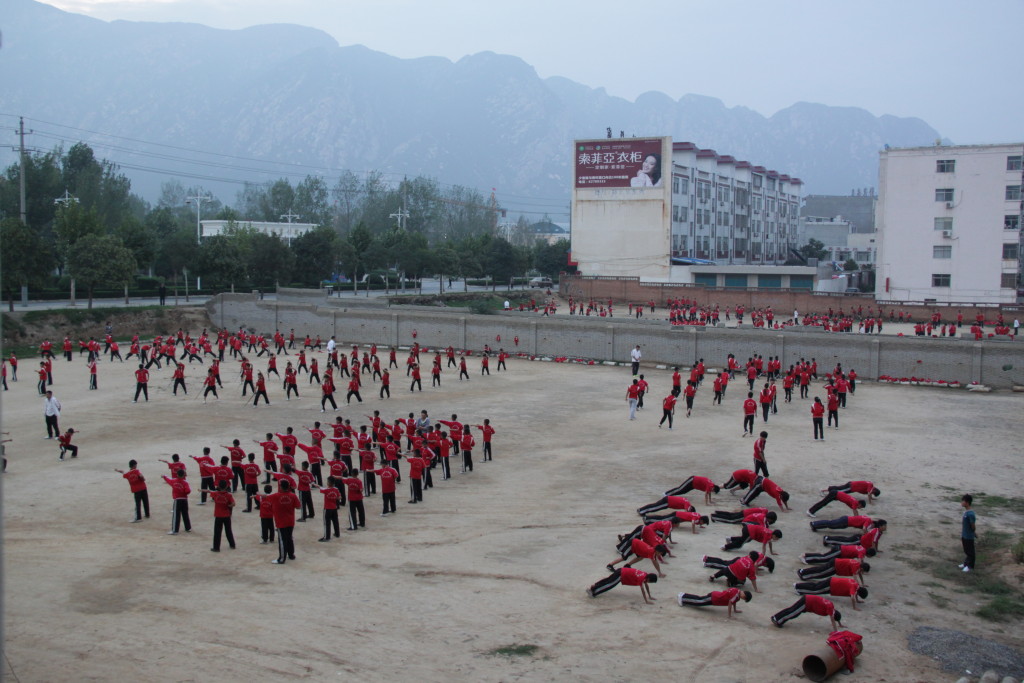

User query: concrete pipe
[802,641,864,682]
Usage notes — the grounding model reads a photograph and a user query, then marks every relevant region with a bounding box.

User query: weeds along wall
[208,293,1024,388]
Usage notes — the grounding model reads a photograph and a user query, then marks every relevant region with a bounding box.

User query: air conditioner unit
[945,202,954,209]
[941,229,952,238]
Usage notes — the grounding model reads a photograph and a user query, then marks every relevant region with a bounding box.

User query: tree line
[1,143,572,308]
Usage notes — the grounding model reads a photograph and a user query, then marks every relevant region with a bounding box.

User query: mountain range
[1,0,945,214]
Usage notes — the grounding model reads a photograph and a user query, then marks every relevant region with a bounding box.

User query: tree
[534,238,571,278]
[1,218,55,311]
[797,239,829,262]
[290,225,341,286]
[66,234,137,308]
[246,232,293,288]
[115,216,157,274]
[294,176,330,227]
[197,235,245,290]
[843,258,859,272]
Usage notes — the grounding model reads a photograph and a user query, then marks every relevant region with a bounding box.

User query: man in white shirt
[43,390,62,439]
[326,336,337,354]
[630,345,642,376]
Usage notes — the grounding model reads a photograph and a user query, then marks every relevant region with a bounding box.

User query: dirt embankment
[1,306,214,349]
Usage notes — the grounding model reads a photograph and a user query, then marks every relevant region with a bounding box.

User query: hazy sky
[41,0,1023,144]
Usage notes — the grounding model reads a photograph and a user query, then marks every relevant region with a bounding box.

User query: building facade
[200,219,318,243]
[669,142,803,267]
[798,216,877,268]
[802,192,877,234]
[570,136,804,282]
[874,143,1024,304]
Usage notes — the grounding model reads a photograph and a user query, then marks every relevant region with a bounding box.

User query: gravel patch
[908,627,1024,678]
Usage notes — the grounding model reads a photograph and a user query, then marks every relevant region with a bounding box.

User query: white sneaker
[962,566,971,572]
[957,563,965,569]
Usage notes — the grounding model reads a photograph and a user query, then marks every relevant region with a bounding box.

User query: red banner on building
[574,138,665,189]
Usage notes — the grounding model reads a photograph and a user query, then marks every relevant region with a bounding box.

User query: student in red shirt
[208,481,236,552]
[312,476,343,541]
[133,365,150,402]
[587,566,658,604]
[379,369,391,399]
[741,392,757,436]
[339,472,365,530]
[807,490,866,517]
[254,485,276,543]
[626,379,640,420]
[240,453,262,512]
[797,557,871,585]
[475,419,495,461]
[202,368,218,403]
[370,461,399,515]
[823,520,887,553]
[253,371,270,407]
[771,594,843,629]
[794,577,868,610]
[683,381,697,417]
[607,538,668,578]
[753,431,769,477]
[162,468,192,534]
[677,587,752,617]
[659,393,677,429]
[710,507,777,526]
[722,523,783,554]
[58,428,78,460]
[663,475,720,507]
[704,552,774,592]
[802,543,876,565]
[267,479,301,564]
[823,481,881,504]
[811,397,825,440]
[115,459,149,522]
[459,429,476,473]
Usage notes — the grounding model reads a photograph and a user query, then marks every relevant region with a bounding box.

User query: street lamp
[185,193,213,243]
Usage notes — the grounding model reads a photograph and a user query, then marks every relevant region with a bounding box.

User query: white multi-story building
[874,143,1024,304]
[200,219,318,243]
[669,142,803,266]
[570,137,804,283]
[798,216,877,268]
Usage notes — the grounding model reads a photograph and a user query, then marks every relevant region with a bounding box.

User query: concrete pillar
[972,343,984,384]
[869,338,881,380]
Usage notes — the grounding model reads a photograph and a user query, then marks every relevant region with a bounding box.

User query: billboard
[574,138,665,189]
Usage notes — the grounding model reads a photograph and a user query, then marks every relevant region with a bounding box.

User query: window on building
[672,177,680,194]
[724,274,747,288]
[933,245,952,258]
[734,238,747,252]
[1006,215,1021,230]
[758,274,782,288]
[935,188,954,202]
[767,177,776,190]
[1006,185,1022,201]
[1003,243,1020,260]
[1008,156,1023,171]
[931,273,951,287]
[934,217,953,231]
[680,177,689,195]
[753,175,762,188]
[936,159,955,173]
[1001,273,1018,289]
[790,275,814,290]
[695,273,716,287]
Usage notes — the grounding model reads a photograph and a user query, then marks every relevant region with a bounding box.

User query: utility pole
[389,203,409,231]
[280,211,300,246]
[54,190,80,306]
[18,117,32,224]
[185,193,213,243]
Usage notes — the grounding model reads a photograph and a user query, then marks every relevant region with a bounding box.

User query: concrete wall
[558,274,1019,320]
[207,293,1024,388]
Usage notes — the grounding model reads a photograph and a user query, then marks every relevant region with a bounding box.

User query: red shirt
[845,515,872,529]
[710,588,740,607]
[296,470,315,492]
[210,490,235,518]
[620,567,649,586]
[340,477,363,502]
[406,457,424,479]
[268,491,300,528]
[242,462,261,485]
[743,398,757,416]
[122,469,146,492]
[753,440,766,462]
[848,481,874,495]
[327,459,348,479]
[373,466,399,493]
[805,594,835,617]
[728,556,755,581]
[834,559,861,576]
[162,476,191,499]
[836,491,860,512]
[460,433,475,451]
[135,368,149,383]
[630,538,656,559]
[258,440,279,463]
[276,433,298,453]
[663,395,677,411]
[731,469,757,486]
[829,577,859,597]
[476,424,495,442]
[691,476,714,493]
[745,523,773,544]
[839,545,869,559]
[666,496,692,510]
[811,403,825,418]
[226,446,245,465]
[211,465,233,487]
[641,521,672,546]
[319,486,341,510]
